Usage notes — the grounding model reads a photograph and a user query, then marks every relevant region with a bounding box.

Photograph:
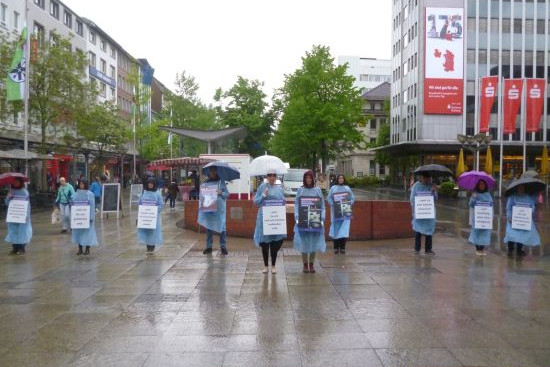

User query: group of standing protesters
[3,169,544,268]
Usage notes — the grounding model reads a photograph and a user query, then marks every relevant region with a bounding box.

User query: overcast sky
[68,0,392,105]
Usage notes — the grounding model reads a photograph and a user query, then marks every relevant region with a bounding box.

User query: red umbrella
[0,172,29,186]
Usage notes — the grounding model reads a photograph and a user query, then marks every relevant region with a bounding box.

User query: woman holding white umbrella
[250,155,288,274]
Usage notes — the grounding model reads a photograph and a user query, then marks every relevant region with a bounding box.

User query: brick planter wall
[184,199,413,240]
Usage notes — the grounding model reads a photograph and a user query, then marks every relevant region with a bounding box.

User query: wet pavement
[0,196,549,367]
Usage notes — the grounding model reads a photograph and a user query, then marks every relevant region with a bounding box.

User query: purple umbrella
[457,171,496,191]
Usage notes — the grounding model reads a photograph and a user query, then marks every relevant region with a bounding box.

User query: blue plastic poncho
[327,184,355,239]
[4,188,32,245]
[409,181,437,236]
[503,193,540,246]
[71,190,98,246]
[137,190,164,246]
[197,179,229,233]
[293,186,326,254]
[253,182,287,246]
[467,191,493,246]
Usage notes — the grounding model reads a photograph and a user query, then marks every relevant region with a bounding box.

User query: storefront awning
[148,157,215,168]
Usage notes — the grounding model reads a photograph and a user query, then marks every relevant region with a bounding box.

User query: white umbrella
[249,155,288,176]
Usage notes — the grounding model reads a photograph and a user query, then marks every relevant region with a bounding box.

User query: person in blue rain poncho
[4,177,32,255]
[253,171,286,274]
[468,180,493,256]
[71,180,98,256]
[504,184,540,257]
[198,167,229,255]
[137,178,164,254]
[327,174,355,255]
[410,173,437,255]
[294,170,326,273]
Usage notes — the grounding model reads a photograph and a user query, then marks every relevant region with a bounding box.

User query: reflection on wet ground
[0,195,548,367]
[353,187,550,256]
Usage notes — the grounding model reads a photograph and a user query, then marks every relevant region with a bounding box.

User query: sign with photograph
[297,196,323,232]
[199,187,218,212]
[332,192,353,221]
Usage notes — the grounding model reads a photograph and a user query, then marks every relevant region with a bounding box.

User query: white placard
[414,193,435,219]
[512,204,533,231]
[130,184,143,206]
[71,201,90,229]
[137,200,158,229]
[262,200,287,236]
[474,202,493,230]
[6,197,29,224]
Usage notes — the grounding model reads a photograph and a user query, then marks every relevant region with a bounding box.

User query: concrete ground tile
[375,348,463,367]
[0,351,75,367]
[143,352,225,367]
[223,350,302,367]
[450,348,540,367]
[67,352,150,367]
[298,332,372,350]
[301,349,383,367]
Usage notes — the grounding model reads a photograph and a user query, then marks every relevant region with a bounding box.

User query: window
[110,65,115,78]
[34,0,44,9]
[0,3,6,27]
[110,46,116,59]
[360,74,369,82]
[63,11,72,28]
[13,11,19,30]
[88,52,96,68]
[33,22,45,44]
[502,18,511,33]
[110,87,116,100]
[100,82,106,97]
[100,58,106,73]
[50,1,59,19]
[379,165,386,175]
[89,30,96,44]
[76,20,83,36]
[403,60,408,76]
[513,19,522,34]
[370,119,377,129]
[403,32,408,48]
[100,38,106,52]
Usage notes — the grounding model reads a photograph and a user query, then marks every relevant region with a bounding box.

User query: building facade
[390,0,550,179]
[336,82,391,179]
[338,56,392,93]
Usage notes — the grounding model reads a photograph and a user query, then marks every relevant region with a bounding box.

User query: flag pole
[169,107,173,182]
[132,103,136,180]
[23,0,30,177]
[498,77,504,198]
[522,78,527,173]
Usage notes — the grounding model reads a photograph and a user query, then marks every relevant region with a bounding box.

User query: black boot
[9,244,17,255]
[84,246,90,255]
[516,244,526,257]
[146,245,155,254]
[334,241,339,254]
[507,242,515,257]
[340,242,346,254]
[76,245,83,255]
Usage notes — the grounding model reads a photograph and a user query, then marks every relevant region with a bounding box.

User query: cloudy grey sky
[68,0,392,105]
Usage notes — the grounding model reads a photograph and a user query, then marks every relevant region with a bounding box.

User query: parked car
[283,168,309,196]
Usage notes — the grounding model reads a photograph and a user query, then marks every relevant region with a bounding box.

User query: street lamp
[457,133,492,171]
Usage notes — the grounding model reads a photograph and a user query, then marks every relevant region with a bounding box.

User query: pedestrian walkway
[0,205,549,367]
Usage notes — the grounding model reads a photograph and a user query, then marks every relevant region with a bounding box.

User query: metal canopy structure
[148,157,215,168]
[159,126,247,154]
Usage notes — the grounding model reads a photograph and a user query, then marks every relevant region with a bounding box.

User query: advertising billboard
[424,7,464,115]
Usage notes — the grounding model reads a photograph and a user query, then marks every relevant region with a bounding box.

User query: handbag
[51,207,60,224]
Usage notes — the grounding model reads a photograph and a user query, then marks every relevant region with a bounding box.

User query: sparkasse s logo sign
[484,83,495,98]
[530,85,541,99]
[508,86,520,100]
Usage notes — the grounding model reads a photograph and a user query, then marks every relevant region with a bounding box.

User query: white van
[283,168,309,196]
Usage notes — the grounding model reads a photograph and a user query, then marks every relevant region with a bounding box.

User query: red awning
[147,164,170,171]
[148,157,215,168]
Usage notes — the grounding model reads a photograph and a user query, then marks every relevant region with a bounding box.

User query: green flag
[6,27,28,102]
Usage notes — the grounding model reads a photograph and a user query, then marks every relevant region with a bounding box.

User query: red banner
[526,79,545,133]
[503,79,523,135]
[479,76,498,133]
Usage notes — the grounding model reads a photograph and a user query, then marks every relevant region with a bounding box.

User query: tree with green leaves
[29,33,94,150]
[214,76,273,157]
[272,45,366,171]
[162,71,219,157]
[76,101,130,177]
